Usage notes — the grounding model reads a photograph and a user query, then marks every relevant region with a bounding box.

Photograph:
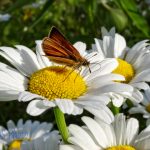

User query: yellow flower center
[8,140,21,150]
[8,138,30,150]
[28,66,87,100]
[106,145,135,150]
[112,59,135,83]
[146,104,150,112]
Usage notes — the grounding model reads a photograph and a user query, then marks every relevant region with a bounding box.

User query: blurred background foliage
[0,0,150,126]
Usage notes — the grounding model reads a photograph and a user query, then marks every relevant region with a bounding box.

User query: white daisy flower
[0,41,133,122]
[60,113,150,150]
[0,119,60,150]
[129,88,150,125]
[91,27,150,106]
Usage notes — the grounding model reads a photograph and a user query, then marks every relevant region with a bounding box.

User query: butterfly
[42,27,91,71]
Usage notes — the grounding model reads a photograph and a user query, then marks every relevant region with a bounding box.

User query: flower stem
[54,107,69,143]
[111,102,120,115]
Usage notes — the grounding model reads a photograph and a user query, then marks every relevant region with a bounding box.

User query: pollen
[112,58,135,83]
[28,66,87,100]
[8,138,31,150]
[146,104,150,113]
[106,145,135,150]
[8,140,21,150]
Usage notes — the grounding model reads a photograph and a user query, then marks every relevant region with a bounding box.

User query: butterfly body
[42,27,90,69]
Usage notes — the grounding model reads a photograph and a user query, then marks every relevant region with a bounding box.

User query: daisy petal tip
[35,40,42,44]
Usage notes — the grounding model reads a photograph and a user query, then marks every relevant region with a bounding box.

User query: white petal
[18,91,43,102]
[130,82,149,90]
[71,105,83,115]
[129,105,147,115]
[21,142,33,150]
[87,73,125,86]
[31,123,52,139]
[134,125,150,148]
[111,93,124,107]
[95,119,116,147]
[73,42,87,56]
[87,52,104,64]
[129,90,143,103]
[85,106,114,124]
[132,51,148,71]
[126,118,139,145]
[60,145,82,150]
[93,38,105,58]
[90,82,133,95]
[135,53,150,73]
[17,45,41,74]
[114,33,126,58]
[0,62,28,86]
[113,114,126,145]
[101,27,115,37]
[82,116,109,148]
[68,124,99,150]
[0,90,19,101]
[0,70,26,91]
[7,120,16,131]
[131,69,150,83]
[22,120,32,138]
[101,27,109,37]
[15,45,41,68]
[125,40,149,63]
[55,99,75,114]
[103,36,114,58]
[76,94,110,106]
[35,40,52,68]
[17,119,23,129]
[146,118,150,126]
[0,46,40,76]
[42,99,56,107]
[27,100,49,116]
[0,144,3,150]
[85,58,118,80]
[135,139,150,150]
[42,132,60,150]
[144,89,150,103]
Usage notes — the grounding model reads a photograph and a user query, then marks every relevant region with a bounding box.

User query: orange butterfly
[42,27,90,71]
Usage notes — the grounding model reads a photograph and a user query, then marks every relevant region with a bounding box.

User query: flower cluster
[0,27,150,150]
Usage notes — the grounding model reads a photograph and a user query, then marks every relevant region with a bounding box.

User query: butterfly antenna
[88,64,91,73]
[85,52,98,60]
[90,61,101,68]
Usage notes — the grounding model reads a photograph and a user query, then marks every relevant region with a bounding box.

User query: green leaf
[109,8,128,31]
[85,0,97,23]
[116,0,150,37]
[101,2,128,31]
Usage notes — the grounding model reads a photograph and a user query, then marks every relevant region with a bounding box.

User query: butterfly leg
[73,67,82,83]
[62,67,77,82]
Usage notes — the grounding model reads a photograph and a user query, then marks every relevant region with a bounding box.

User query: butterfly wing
[42,37,79,66]
[48,27,82,59]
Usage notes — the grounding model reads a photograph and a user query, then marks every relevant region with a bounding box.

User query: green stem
[54,107,69,143]
[111,102,120,115]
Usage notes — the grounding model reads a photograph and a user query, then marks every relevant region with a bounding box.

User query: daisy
[0,119,60,150]
[91,27,150,106]
[60,113,150,150]
[129,88,150,125]
[0,41,133,121]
